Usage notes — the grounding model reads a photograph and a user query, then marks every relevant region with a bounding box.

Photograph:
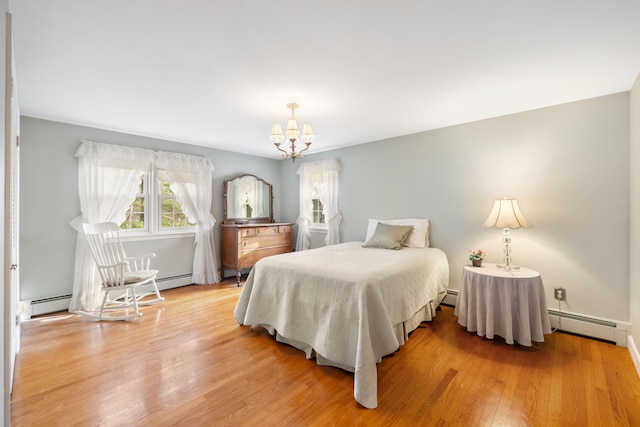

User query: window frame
[157,179,196,232]
[120,164,197,238]
[311,198,326,226]
[119,171,149,232]
[309,197,327,233]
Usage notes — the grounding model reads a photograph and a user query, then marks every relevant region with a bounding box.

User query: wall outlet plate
[554,287,566,301]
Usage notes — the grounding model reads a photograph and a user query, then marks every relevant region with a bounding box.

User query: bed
[233,219,449,409]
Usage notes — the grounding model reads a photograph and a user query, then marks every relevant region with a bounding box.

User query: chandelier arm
[298,142,312,157]
[274,142,290,159]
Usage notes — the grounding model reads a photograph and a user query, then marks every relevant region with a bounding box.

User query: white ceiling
[11,1,640,159]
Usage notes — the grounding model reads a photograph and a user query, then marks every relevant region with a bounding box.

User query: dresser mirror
[223,174,273,223]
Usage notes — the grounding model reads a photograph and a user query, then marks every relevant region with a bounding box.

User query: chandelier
[270,103,314,162]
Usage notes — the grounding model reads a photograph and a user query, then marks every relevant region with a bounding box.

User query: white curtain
[296,159,342,251]
[156,151,220,284]
[69,141,156,312]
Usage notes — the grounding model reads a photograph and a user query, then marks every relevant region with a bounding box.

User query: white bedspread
[233,241,449,408]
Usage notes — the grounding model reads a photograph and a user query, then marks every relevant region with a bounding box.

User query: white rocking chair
[82,222,164,320]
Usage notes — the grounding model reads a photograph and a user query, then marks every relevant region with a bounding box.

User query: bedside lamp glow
[482,198,532,271]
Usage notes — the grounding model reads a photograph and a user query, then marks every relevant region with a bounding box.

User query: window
[312,198,325,224]
[121,173,147,230]
[159,180,195,229]
[296,159,341,251]
[120,170,195,233]
[73,141,219,304]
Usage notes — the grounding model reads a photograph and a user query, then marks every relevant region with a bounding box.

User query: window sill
[120,230,196,242]
[309,226,328,233]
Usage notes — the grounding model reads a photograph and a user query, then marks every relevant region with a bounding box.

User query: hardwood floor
[11,279,640,426]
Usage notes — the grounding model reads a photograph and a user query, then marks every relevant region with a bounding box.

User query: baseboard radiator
[442,289,629,347]
[24,284,631,347]
[24,273,194,318]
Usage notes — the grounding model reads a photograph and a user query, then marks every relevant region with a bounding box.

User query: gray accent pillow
[362,223,414,250]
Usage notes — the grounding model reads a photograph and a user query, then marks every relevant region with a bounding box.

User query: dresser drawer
[239,228,256,238]
[238,225,288,238]
[253,225,283,236]
[238,246,290,267]
[278,225,292,234]
[239,233,290,250]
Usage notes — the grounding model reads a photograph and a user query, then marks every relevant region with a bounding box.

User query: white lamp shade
[482,198,532,229]
[270,124,284,142]
[301,124,314,142]
[285,117,299,139]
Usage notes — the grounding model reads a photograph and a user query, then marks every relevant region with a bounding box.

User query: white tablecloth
[454,263,552,346]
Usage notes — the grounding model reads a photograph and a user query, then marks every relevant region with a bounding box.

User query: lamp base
[496,264,520,271]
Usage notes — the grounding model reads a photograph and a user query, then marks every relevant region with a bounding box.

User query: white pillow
[362,223,414,250]
[365,218,430,248]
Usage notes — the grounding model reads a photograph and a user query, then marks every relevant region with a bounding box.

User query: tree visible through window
[121,174,146,230]
[120,174,195,232]
[160,180,195,229]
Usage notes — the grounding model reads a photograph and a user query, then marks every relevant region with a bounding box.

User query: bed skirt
[394,289,447,344]
[257,289,447,374]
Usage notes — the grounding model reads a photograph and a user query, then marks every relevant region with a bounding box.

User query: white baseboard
[24,274,194,317]
[443,289,629,347]
[20,297,64,317]
[442,292,458,307]
[549,312,629,346]
[629,335,640,379]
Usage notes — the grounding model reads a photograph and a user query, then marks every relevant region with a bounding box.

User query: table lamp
[482,198,532,271]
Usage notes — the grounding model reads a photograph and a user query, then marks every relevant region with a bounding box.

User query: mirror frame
[223,174,274,224]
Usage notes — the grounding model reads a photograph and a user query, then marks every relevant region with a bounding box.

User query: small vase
[472,259,482,267]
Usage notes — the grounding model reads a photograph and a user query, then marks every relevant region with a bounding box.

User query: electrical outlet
[554,287,566,301]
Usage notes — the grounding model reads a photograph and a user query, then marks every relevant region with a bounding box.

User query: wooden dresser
[220,222,293,285]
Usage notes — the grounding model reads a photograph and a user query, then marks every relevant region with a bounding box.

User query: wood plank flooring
[11,279,640,426]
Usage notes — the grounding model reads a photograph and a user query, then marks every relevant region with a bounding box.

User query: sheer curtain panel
[296,159,342,251]
[156,151,220,284]
[69,141,156,312]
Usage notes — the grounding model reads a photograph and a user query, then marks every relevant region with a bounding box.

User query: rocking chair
[82,222,164,320]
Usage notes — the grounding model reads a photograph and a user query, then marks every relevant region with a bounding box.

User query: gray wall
[280,93,631,323]
[21,92,632,327]
[19,117,281,302]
